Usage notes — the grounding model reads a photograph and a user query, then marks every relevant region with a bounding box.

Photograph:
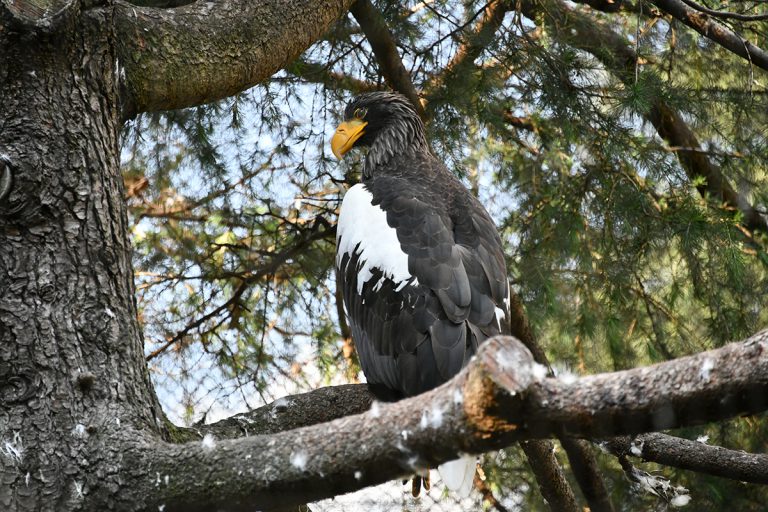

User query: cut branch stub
[1,0,76,29]
[463,335,542,444]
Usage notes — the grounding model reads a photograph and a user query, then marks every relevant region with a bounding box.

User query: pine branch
[350,0,427,120]
[520,0,768,236]
[145,222,334,360]
[676,0,768,21]
[284,58,381,94]
[424,0,511,100]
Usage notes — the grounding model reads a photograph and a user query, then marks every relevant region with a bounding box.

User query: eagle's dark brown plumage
[332,91,511,496]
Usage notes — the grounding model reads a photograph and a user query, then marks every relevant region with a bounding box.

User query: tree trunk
[0,8,163,510]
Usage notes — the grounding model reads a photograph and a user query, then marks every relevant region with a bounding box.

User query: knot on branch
[463,336,545,441]
[0,364,41,405]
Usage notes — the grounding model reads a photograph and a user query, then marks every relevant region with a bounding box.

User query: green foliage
[123,0,768,508]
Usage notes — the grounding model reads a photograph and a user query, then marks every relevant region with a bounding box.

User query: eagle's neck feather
[363,116,429,178]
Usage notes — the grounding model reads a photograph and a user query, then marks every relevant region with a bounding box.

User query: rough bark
[119,331,767,511]
[520,440,579,511]
[178,384,375,442]
[1,0,76,28]
[114,0,356,116]
[0,2,358,510]
[0,5,163,510]
[605,432,768,484]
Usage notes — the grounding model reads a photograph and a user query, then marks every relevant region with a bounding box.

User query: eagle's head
[331,92,427,160]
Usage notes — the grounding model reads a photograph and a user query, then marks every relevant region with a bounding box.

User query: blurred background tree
[123,0,768,509]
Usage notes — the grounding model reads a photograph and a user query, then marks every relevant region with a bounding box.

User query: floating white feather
[437,455,475,497]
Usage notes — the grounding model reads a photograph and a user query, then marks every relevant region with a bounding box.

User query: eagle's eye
[353,107,367,120]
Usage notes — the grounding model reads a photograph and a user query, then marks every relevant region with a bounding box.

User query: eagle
[331,92,511,496]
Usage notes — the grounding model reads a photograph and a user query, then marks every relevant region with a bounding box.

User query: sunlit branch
[124,330,768,511]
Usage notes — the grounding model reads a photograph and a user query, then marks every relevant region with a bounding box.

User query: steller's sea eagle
[331,92,511,497]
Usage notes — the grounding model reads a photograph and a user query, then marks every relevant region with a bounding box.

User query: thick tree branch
[350,0,427,120]
[650,0,768,71]
[118,330,768,511]
[114,0,355,116]
[605,432,768,484]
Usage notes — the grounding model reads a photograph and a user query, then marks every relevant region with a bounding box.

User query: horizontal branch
[677,0,768,21]
[173,384,375,442]
[114,0,355,116]
[118,329,768,511]
[605,432,768,484]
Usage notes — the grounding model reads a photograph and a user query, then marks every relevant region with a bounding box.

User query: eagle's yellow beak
[331,119,368,159]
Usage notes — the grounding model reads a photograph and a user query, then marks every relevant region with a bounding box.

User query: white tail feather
[437,455,476,497]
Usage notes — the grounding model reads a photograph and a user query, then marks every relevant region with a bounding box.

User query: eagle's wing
[336,175,508,397]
